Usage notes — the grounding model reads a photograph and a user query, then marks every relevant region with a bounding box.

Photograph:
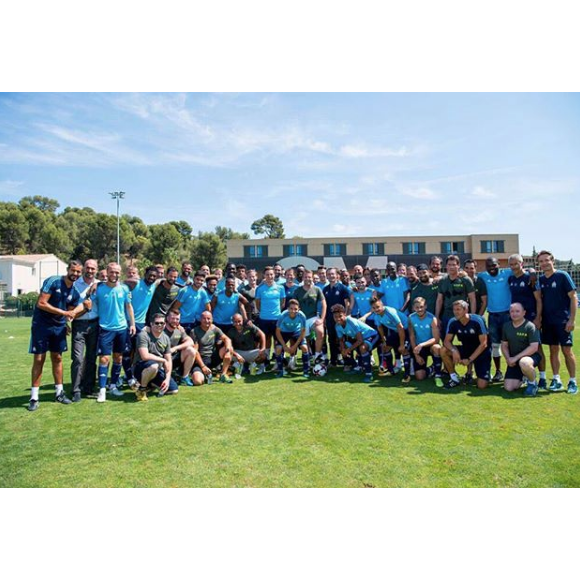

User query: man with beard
[164,309,197,386]
[463,259,488,316]
[377,261,410,313]
[176,261,193,287]
[27,261,89,411]
[410,264,438,315]
[147,266,180,323]
[173,270,211,332]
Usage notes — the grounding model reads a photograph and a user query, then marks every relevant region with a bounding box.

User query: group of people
[26,249,577,411]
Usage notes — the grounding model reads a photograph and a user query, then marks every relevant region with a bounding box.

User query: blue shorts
[181,321,199,334]
[29,323,68,355]
[505,352,542,381]
[276,331,306,347]
[541,322,574,347]
[98,328,129,356]
[257,318,278,338]
[488,311,510,345]
[133,360,178,392]
[457,344,492,381]
[345,333,379,352]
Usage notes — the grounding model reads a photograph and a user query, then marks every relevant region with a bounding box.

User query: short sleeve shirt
[227,323,261,351]
[32,276,81,327]
[438,276,475,319]
[501,320,540,356]
[293,285,324,319]
[133,329,171,365]
[191,325,225,360]
[256,282,286,320]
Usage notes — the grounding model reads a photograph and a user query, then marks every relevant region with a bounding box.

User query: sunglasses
[152,321,165,326]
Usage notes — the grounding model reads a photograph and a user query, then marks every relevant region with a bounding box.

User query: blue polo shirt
[131,279,158,324]
[256,282,286,321]
[478,269,512,313]
[378,276,410,311]
[277,310,307,335]
[176,285,210,323]
[212,290,241,325]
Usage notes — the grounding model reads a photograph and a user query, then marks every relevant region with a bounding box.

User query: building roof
[0,254,63,264]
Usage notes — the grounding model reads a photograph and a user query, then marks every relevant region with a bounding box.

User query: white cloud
[471,186,497,199]
[0,179,24,196]
[402,187,437,200]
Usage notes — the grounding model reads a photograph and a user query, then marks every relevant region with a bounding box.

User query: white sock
[553,375,561,382]
[570,377,577,384]
[451,373,460,382]
[539,371,546,379]
[100,386,106,393]
[31,386,39,400]
[55,384,63,396]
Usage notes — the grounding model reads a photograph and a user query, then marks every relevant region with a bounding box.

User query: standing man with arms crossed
[537,250,577,394]
[27,261,88,411]
[71,258,99,401]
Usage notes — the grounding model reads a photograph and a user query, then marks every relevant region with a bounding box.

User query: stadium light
[108,191,125,265]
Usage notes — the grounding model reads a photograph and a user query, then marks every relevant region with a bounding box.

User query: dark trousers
[71,318,99,394]
[325,317,340,364]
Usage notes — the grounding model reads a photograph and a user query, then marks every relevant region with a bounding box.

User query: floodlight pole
[108,191,125,265]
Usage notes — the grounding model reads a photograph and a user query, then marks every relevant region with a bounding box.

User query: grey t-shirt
[133,329,171,365]
[501,320,540,356]
[190,325,225,361]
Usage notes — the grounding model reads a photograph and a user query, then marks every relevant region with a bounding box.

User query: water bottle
[207,372,213,384]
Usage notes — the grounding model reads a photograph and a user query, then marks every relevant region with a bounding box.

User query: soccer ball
[311,354,329,377]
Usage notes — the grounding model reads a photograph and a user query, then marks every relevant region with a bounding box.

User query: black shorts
[384,327,410,351]
[541,322,574,347]
[133,361,178,392]
[505,352,542,381]
[413,346,434,372]
[457,345,492,381]
[257,318,278,338]
[276,331,306,347]
[172,352,183,374]
[193,349,222,372]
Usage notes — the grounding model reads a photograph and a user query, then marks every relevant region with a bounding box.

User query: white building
[0,254,68,299]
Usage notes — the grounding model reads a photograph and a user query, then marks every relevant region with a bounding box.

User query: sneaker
[108,386,124,397]
[275,370,287,379]
[427,365,436,378]
[402,374,411,384]
[256,364,266,375]
[303,371,310,379]
[56,392,72,405]
[219,374,233,384]
[179,376,194,387]
[27,399,39,412]
[288,356,297,371]
[232,362,243,380]
[492,371,504,383]
[128,378,138,389]
[434,377,444,388]
[538,377,548,390]
[97,389,106,403]
[462,373,474,386]
[135,389,148,402]
[548,378,565,392]
[523,381,539,397]
[363,373,373,383]
[378,366,390,377]
[567,381,578,395]
[72,392,82,403]
[445,377,461,390]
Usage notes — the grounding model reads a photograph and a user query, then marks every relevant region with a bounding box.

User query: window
[363,242,385,256]
[244,245,268,259]
[283,244,308,257]
[480,240,505,254]
[324,243,346,256]
[440,241,465,254]
[402,242,426,255]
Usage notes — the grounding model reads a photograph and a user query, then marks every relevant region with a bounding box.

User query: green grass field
[1,316,579,487]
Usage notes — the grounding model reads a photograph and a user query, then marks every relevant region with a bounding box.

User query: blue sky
[1,92,579,260]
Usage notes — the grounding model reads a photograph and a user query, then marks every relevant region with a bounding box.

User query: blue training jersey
[336,316,377,342]
[409,311,436,344]
[32,276,81,327]
[176,285,210,323]
[508,273,539,318]
[212,290,241,325]
[276,310,307,334]
[352,288,374,317]
[447,314,488,351]
[131,279,158,324]
[540,270,576,324]
[378,276,409,311]
[93,283,131,331]
[375,306,409,331]
[478,269,511,313]
[256,282,286,320]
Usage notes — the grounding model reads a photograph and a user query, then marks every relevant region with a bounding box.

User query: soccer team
[26,249,577,411]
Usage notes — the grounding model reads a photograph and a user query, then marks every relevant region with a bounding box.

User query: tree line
[0,196,286,270]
